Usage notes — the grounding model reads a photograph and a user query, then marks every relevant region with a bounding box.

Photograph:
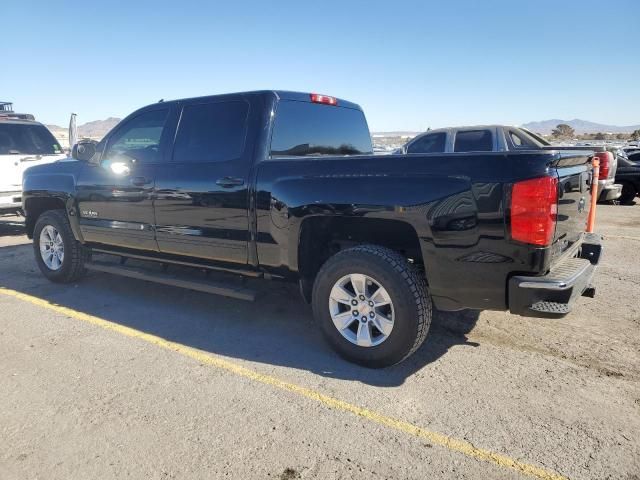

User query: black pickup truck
[22,91,602,367]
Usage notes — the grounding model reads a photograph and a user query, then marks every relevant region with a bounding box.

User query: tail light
[511,176,558,246]
[310,93,338,106]
[593,151,611,180]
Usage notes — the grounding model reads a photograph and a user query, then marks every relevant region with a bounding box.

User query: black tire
[33,209,87,283]
[619,182,637,205]
[312,245,432,368]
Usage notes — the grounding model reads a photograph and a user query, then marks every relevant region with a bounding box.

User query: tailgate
[552,151,592,261]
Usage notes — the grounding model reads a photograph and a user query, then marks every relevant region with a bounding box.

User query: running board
[85,260,256,301]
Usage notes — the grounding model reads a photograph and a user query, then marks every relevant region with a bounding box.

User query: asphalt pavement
[1,206,638,480]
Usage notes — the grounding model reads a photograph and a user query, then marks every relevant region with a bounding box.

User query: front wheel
[312,245,432,368]
[33,210,87,283]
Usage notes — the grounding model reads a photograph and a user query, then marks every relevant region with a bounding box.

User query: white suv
[0,105,67,215]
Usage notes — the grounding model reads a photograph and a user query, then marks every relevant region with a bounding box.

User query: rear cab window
[407,132,446,154]
[453,129,493,152]
[506,128,545,150]
[270,100,372,157]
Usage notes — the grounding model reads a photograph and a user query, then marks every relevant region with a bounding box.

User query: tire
[312,245,432,368]
[619,182,637,205]
[33,209,87,283]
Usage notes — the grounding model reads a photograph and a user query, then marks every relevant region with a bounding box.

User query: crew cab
[400,125,622,203]
[0,102,67,215]
[22,91,602,367]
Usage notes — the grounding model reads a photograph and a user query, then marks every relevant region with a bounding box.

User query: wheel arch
[296,215,424,302]
[24,196,82,241]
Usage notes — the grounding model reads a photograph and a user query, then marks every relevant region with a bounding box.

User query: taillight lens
[310,93,338,106]
[594,151,611,180]
[511,176,558,246]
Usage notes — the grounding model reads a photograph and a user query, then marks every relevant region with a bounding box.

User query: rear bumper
[597,181,622,202]
[508,233,603,318]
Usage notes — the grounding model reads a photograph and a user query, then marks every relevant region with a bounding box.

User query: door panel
[76,107,171,251]
[153,99,253,264]
[154,163,249,262]
[76,162,158,250]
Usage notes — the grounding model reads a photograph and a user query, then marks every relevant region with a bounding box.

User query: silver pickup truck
[398,125,622,203]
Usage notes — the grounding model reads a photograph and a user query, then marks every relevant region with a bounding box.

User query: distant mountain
[45,124,67,136]
[78,117,121,138]
[372,131,421,137]
[521,119,640,135]
[46,117,121,141]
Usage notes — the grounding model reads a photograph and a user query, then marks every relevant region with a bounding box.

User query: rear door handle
[215,177,244,188]
[131,176,152,187]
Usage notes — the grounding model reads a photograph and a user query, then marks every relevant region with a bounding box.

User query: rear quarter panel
[254,152,558,311]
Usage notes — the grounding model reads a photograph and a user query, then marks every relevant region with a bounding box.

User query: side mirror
[72,140,98,162]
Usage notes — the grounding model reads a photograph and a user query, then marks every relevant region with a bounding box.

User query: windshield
[270,100,372,157]
[0,123,63,155]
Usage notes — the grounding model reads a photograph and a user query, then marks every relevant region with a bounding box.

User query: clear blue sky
[2,0,638,131]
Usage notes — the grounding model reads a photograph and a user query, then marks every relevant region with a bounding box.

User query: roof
[0,118,42,125]
[0,113,37,122]
[145,90,363,111]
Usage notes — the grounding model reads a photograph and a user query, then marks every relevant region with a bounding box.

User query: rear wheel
[33,210,87,283]
[312,245,431,368]
[619,182,637,205]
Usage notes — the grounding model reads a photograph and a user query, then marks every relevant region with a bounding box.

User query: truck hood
[0,153,69,191]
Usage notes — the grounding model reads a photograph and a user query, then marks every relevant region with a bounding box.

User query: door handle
[131,176,152,187]
[215,177,244,188]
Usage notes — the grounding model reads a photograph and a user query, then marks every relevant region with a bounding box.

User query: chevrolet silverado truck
[0,102,67,215]
[22,91,602,367]
[400,126,622,203]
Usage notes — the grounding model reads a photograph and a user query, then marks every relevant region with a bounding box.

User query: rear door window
[406,132,446,154]
[172,101,249,163]
[453,130,493,152]
[270,100,372,157]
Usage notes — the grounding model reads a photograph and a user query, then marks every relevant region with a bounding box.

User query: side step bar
[85,260,256,302]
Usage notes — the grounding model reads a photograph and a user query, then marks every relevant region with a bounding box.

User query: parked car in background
[399,125,622,203]
[22,91,602,367]
[623,147,640,159]
[615,149,640,204]
[0,102,67,216]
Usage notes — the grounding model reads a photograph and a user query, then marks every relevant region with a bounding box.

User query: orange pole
[586,157,599,233]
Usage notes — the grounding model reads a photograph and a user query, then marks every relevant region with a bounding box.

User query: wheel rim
[39,225,64,271]
[328,273,395,347]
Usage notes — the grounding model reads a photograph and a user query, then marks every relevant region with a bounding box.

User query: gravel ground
[0,205,638,480]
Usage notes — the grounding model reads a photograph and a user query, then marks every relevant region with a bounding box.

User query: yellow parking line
[0,286,568,480]
[605,234,640,241]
